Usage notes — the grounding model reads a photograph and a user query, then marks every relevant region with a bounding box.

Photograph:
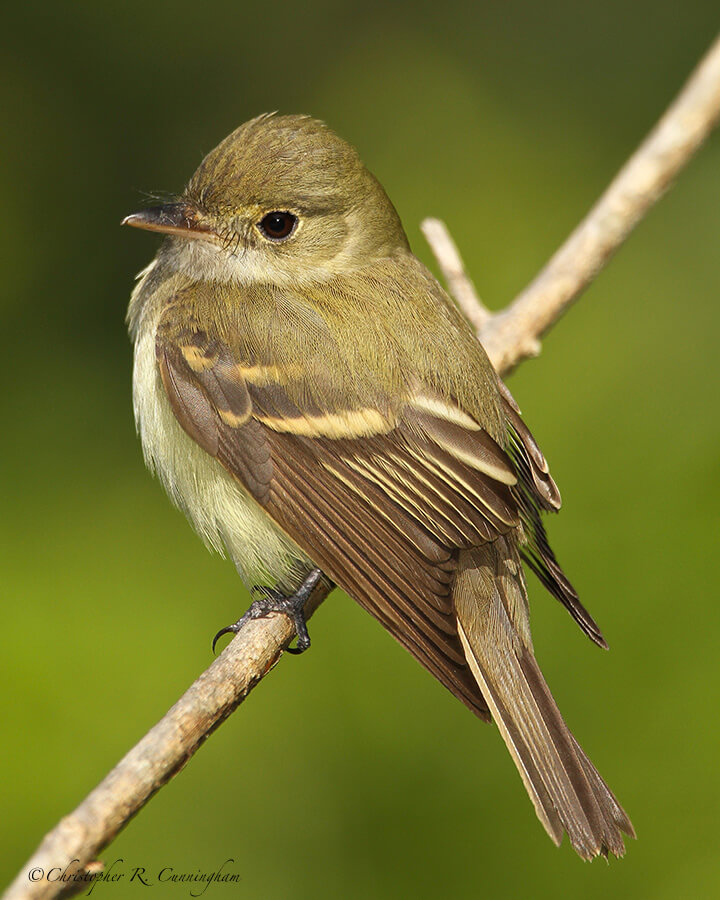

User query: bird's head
[123,114,409,286]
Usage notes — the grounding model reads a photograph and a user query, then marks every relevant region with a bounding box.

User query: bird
[124,113,634,859]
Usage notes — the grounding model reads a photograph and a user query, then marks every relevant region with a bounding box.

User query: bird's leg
[212,568,326,655]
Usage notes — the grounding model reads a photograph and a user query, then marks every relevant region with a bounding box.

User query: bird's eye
[258,211,297,241]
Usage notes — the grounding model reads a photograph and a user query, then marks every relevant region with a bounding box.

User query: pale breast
[132,305,311,592]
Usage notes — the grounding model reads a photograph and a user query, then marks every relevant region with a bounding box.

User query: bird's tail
[453,539,635,859]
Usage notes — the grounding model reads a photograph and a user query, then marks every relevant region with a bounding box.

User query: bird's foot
[212,568,324,655]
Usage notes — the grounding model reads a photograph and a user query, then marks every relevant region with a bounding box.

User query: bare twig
[6,33,720,900]
[423,34,720,375]
[3,585,330,900]
[421,218,492,331]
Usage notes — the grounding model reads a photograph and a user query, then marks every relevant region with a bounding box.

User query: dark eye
[258,211,297,241]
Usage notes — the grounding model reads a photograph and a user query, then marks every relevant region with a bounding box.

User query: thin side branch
[6,33,720,900]
[421,218,492,331]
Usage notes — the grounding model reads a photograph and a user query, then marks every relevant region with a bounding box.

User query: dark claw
[284,606,311,654]
[211,568,324,655]
[212,623,242,654]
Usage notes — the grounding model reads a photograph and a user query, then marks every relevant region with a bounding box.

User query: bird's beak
[121,202,216,241]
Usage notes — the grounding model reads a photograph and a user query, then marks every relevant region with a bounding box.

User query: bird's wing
[153,309,632,858]
[498,382,606,647]
[155,320,530,719]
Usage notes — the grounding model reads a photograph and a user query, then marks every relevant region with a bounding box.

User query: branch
[6,33,720,900]
[2,583,330,900]
[424,34,720,374]
[420,218,492,331]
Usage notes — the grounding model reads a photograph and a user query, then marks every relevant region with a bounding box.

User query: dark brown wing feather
[498,381,607,647]
[155,319,633,857]
[156,327,531,720]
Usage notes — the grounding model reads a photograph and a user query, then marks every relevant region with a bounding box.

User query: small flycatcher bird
[124,113,634,859]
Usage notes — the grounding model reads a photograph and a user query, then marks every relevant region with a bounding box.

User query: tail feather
[570,734,636,842]
[454,541,634,859]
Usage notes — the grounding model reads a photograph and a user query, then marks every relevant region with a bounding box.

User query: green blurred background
[2,1,719,897]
